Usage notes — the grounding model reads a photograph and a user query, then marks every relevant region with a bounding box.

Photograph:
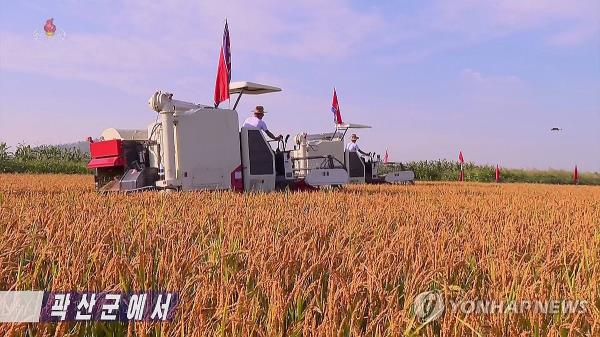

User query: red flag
[495,164,501,182]
[214,21,231,107]
[458,151,464,181]
[384,149,389,164]
[573,165,578,184]
[331,88,343,125]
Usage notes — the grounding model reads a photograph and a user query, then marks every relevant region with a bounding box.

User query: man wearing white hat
[346,134,370,156]
[242,105,282,141]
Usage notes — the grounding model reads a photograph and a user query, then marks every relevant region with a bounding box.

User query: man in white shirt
[346,134,370,156]
[242,105,282,141]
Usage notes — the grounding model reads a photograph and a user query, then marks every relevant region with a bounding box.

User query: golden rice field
[0,174,599,337]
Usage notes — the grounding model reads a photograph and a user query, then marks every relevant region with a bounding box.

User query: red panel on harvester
[87,156,125,168]
[90,139,122,159]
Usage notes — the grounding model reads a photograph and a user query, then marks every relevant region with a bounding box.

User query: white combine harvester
[290,124,415,186]
[88,82,351,192]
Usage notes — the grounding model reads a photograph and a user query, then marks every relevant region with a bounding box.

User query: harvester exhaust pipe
[159,109,177,184]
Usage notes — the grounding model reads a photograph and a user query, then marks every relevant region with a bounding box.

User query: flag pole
[226,18,230,110]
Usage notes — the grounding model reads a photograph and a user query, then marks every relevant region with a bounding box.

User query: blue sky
[0,0,598,171]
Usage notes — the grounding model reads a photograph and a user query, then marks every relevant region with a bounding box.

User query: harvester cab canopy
[336,123,371,129]
[333,122,372,140]
[229,81,282,110]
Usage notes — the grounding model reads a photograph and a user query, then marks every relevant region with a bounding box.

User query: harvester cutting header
[86,21,413,192]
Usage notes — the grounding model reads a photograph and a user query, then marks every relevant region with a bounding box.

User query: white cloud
[457,68,530,114]
[429,0,599,45]
[459,68,524,87]
[375,0,599,65]
[546,25,599,47]
[61,0,383,61]
[2,0,596,93]
[0,0,382,93]
[0,30,215,94]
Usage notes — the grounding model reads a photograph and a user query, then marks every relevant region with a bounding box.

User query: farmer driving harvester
[242,105,282,141]
[346,134,370,157]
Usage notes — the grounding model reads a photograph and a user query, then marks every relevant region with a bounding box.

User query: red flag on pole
[384,149,389,164]
[573,165,578,184]
[331,88,343,125]
[458,151,464,181]
[495,164,501,183]
[214,20,231,107]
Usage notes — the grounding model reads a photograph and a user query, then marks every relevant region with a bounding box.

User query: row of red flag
[458,150,580,184]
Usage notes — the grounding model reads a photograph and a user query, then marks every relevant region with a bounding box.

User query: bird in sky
[550,127,562,131]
